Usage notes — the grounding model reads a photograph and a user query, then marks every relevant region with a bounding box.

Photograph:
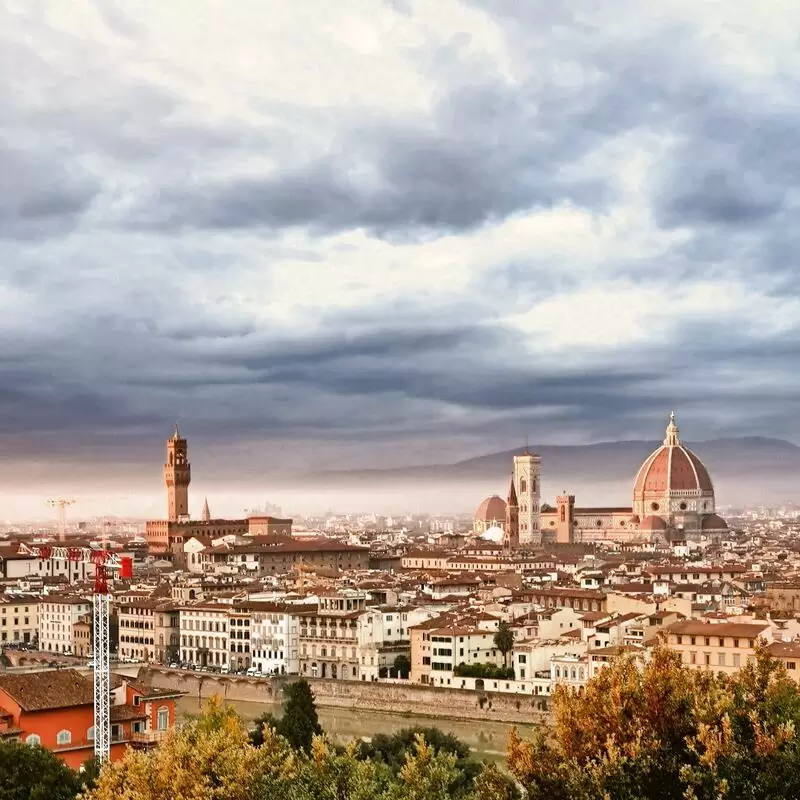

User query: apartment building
[179,603,230,668]
[410,612,504,686]
[38,595,92,654]
[297,591,367,680]
[249,603,297,675]
[117,599,180,664]
[0,594,38,645]
[357,605,418,680]
[228,606,252,671]
[662,619,773,674]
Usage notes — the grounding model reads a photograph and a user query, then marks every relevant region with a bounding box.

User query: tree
[356,726,481,798]
[394,654,411,679]
[506,642,800,800]
[81,698,493,800]
[493,622,514,668]
[0,739,83,800]
[250,679,323,752]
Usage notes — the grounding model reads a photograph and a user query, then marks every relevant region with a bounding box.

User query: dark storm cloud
[2,0,800,483]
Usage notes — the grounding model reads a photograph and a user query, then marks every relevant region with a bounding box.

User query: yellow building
[662,619,772,673]
[0,595,38,646]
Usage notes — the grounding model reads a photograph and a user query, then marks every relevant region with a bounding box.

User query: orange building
[0,669,183,769]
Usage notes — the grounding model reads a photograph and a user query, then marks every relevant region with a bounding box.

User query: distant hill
[300,436,800,489]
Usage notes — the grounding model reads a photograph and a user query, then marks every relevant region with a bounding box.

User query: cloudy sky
[2,0,800,518]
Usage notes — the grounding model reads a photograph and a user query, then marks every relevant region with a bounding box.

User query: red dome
[701,513,728,530]
[640,515,668,532]
[633,413,713,495]
[474,495,507,523]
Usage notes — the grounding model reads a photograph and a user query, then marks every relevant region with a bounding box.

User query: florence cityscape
[2,1,800,799]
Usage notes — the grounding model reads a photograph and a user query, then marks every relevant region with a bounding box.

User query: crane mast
[18,543,132,763]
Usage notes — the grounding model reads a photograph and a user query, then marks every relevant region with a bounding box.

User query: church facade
[473,413,729,547]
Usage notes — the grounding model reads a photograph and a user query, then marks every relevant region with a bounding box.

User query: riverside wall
[137,667,550,725]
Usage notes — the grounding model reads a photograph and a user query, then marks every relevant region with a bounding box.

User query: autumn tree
[506,642,800,800]
[493,622,515,669]
[82,696,497,800]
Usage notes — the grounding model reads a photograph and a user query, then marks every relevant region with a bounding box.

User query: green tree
[356,726,481,798]
[0,739,83,800]
[250,679,323,752]
[394,654,411,679]
[493,622,514,668]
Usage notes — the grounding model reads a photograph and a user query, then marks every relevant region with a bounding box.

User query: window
[718,653,726,667]
[87,727,95,741]
[26,734,41,746]
[56,730,72,746]
[787,662,796,670]
[157,706,169,731]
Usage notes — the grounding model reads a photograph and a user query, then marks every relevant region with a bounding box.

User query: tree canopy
[0,739,84,800]
[493,622,515,668]
[506,642,800,800]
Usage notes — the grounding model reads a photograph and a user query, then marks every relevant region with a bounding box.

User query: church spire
[172,422,181,440]
[664,410,680,446]
[201,497,210,522]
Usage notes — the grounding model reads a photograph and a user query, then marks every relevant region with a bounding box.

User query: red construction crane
[18,543,133,763]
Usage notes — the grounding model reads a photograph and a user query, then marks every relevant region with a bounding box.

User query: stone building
[297,592,367,680]
[38,594,92,654]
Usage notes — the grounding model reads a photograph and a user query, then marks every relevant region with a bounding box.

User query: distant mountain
[300,436,800,488]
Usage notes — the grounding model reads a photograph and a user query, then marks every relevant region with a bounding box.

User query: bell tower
[513,447,541,546]
[164,424,191,521]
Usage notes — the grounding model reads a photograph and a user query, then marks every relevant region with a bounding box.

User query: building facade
[38,595,92,654]
[0,594,38,645]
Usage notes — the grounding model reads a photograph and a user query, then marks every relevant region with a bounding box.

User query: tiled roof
[0,669,92,711]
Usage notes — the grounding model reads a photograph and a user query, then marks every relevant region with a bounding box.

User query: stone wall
[137,667,550,725]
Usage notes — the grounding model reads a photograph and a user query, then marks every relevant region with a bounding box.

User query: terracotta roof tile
[0,669,92,711]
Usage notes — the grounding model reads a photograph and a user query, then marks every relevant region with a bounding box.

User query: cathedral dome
[474,495,507,524]
[633,412,714,496]
[701,513,728,531]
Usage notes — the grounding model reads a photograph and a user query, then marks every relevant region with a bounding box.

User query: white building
[357,605,423,681]
[38,594,92,654]
[179,603,230,668]
[249,603,295,675]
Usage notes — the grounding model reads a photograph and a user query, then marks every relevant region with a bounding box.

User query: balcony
[130,729,168,745]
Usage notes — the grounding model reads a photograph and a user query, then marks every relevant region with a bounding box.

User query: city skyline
[2,1,800,509]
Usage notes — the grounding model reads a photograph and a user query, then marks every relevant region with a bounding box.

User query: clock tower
[164,424,191,521]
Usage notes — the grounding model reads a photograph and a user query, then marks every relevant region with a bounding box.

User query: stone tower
[555,492,575,544]
[164,424,191,521]
[513,449,541,545]
[504,474,519,550]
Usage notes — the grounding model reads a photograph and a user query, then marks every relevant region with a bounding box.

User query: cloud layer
[2,0,800,515]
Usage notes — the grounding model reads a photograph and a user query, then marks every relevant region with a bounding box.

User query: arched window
[520,478,527,494]
[341,665,348,679]
[56,729,72,746]
[87,726,95,741]
[25,734,41,746]
[555,666,561,678]
[571,668,577,680]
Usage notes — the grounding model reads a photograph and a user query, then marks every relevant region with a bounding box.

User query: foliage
[506,641,800,800]
[394,654,412,679]
[0,739,83,800]
[81,698,493,800]
[493,622,515,668]
[356,726,482,798]
[249,679,322,751]
[454,662,514,680]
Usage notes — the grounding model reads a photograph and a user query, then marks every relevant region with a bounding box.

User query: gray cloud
[1,0,800,511]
